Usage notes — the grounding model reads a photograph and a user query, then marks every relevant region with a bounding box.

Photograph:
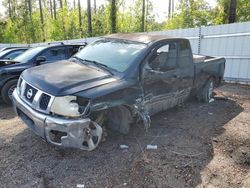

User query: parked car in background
[12,34,225,151]
[0,46,27,52]
[0,48,29,60]
[0,42,87,104]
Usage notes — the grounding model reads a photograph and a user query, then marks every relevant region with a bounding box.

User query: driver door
[141,42,180,115]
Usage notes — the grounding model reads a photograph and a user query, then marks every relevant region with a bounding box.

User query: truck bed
[193,54,226,89]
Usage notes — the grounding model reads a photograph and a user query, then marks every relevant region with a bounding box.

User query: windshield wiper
[72,57,114,75]
[81,59,114,75]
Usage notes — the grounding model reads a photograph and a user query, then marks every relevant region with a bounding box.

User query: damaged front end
[12,78,152,151]
[12,81,104,151]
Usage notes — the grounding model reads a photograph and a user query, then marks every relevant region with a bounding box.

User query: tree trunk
[59,0,63,9]
[53,0,57,19]
[168,0,171,19]
[110,0,116,33]
[28,0,32,16]
[78,0,83,36]
[228,0,237,23]
[145,0,149,31]
[87,0,92,36]
[38,0,45,41]
[141,0,145,32]
[172,0,174,19]
[12,0,16,17]
[49,0,53,18]
[8,0,12,18]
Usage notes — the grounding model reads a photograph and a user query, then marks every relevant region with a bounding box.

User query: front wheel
[200,77,215,103]
[1,79,18,105]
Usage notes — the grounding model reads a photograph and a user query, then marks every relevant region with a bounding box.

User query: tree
[228,0,236,23]
[49,0,53,18]
[87,0,92,36]
[53,0,57,19]
[38,0,45,41]
[110,0,117,33]
[141,0,145,31]
[1,0,250,44]
[213,0,250,24]
[167,0,212,29]
[8,0,12,18]
[27,0,32,16]
[168,0,171,19]
[236,0,250,22]
[78,0,83,37]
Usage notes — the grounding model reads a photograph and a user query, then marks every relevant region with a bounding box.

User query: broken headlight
[50,96,90,118]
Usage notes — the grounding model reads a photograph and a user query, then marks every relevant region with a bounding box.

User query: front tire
[107,106,133,134]
[1,79,18,105]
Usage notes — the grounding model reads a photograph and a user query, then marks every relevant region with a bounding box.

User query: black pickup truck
[12,34,225,151]
[0,43,86,104]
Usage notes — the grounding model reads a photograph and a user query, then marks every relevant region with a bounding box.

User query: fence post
[198,26,201,54]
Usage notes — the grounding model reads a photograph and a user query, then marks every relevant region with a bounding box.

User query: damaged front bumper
[12,89,102,151]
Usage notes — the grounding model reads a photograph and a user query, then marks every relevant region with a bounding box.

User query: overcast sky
[0,0,217,22]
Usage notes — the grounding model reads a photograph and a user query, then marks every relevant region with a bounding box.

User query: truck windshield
[73,39,147,72]
[14,47,46,64]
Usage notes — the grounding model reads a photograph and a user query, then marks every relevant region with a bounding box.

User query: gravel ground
[0,83,249,188]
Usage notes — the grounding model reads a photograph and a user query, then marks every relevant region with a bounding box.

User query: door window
[41,47,66,62]
[5,50,25,60]
[178,40,192,67]
[148,43,177,71]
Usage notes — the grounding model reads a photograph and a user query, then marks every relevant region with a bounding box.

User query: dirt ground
[0,83,249,188]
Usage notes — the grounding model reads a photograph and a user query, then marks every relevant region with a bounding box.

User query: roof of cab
[103,33,183,44]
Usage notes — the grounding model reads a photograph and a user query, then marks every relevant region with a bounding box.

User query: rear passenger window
[41,47,66,62]
[179,40,191,57]
[178,40,192,67]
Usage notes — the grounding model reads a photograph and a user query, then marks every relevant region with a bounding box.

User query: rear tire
[1,79,18,105]
[200,77,215,103]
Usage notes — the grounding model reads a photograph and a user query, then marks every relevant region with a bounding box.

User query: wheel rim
[8,85,16,100]
[208,81,214,99]
[82,121,103,151]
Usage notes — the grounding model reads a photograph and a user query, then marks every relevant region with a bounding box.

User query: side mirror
[36,56,46,65]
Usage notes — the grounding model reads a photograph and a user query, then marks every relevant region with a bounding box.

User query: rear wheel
[200,77,215,103]
[1,79,18,105]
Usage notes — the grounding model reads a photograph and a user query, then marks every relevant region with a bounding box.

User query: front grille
[39,93,51,110]
[24,84,37,103]
[18,79,54,114]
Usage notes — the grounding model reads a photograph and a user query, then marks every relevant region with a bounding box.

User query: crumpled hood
[22,60,118,96]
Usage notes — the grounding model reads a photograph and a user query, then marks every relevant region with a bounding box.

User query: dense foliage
[0,0,249,43]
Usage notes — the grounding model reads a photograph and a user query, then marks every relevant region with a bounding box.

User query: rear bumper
[12,89,92,149]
